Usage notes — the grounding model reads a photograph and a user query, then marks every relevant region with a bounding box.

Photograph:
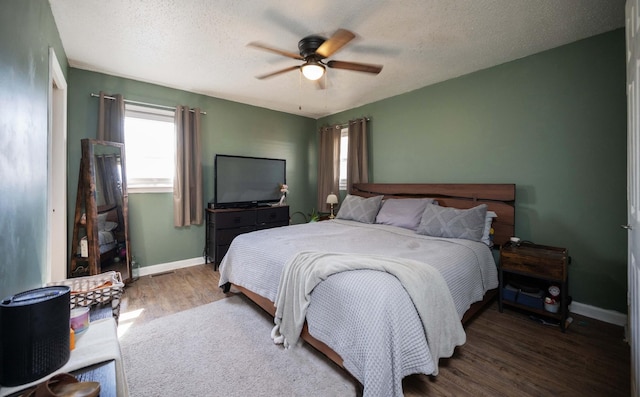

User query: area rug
[119,295,358,396]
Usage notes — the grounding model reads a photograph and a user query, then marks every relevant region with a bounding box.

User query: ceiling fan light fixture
[301,62,325,81]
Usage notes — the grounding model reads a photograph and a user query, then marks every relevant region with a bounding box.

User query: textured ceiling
[49,0,625,119]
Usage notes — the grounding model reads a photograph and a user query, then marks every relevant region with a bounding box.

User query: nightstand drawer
[501,254,565,280]
[500,244,568,281]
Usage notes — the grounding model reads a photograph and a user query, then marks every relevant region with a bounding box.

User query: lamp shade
[301,62,325,81]
[326,193,338,205]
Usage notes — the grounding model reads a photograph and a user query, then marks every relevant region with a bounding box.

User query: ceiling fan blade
[326,60,383,75]
[315,29,356,59]
[256,65,301,79]
[248,42,304,60]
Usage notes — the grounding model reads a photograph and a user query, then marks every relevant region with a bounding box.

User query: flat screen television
[213,154,286,209]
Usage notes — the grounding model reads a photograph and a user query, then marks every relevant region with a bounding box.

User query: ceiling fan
[249,28,383,85]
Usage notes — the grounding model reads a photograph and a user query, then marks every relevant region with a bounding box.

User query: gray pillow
[97,212,109,231]
[416,203,488,241]
[375,198,435,230]
[336,194,383,224]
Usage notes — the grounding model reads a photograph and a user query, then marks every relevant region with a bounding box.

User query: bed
[218,183,515,397]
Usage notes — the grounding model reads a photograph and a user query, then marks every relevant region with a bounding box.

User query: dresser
[205,206,289,269]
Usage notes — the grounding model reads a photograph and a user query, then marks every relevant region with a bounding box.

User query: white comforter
[218,219,498,397]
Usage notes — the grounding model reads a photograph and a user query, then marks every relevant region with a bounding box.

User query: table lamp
[326,193,339,219]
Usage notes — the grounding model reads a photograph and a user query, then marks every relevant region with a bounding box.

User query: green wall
[318,29,627,313]
[0,0,68,299]
[67,69,316,268]
[0,0,627,314]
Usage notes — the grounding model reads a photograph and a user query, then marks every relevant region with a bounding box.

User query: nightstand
[499,242,570,331]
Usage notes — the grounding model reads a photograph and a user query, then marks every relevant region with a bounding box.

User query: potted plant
[308,208,319,222]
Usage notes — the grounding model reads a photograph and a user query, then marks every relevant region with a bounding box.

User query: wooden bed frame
[229,183,516,370]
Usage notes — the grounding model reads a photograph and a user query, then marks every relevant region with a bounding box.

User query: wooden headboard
[97,203,119,224]
[351,183,516,247]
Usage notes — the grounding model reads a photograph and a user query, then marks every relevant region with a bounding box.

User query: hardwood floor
[119,264,630,396]
[118,263,227,324]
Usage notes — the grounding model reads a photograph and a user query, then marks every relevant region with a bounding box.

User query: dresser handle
[621,224,633,230]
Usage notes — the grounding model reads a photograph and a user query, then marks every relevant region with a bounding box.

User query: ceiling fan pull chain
[298,69,303,111]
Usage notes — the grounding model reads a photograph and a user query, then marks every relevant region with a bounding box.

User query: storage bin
[502,284,518,302]
[516,288,544,310]
[47,271,124,322]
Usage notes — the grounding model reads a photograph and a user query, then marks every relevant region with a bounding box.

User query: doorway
[47,47,67,283]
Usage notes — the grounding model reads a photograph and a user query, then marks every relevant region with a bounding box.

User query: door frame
[47,47,68,283]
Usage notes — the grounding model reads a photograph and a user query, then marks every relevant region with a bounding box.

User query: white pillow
[481,211,498,246]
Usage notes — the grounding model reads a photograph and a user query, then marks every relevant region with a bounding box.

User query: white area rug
[119,295,358,396]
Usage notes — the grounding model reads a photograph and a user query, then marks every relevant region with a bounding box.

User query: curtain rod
[334,117,371,129]
[90,93,206,115]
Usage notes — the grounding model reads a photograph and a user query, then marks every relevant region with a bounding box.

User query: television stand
[204,205,289,269]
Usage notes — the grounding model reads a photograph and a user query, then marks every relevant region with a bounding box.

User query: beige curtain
[317,125,341,211]
[97,92,125,143]
[347,118,369,193]
[174,106,203,227]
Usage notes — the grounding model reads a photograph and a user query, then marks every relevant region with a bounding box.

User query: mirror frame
[73,139,131,282]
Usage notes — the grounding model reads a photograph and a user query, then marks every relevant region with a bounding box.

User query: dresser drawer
[215,210,256,229]
[257,207,289,226]
[216,244,231,264]
[216,225,256,245]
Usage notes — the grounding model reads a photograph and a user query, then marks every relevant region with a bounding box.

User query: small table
[0,315,127,397]
[5,360,117,397]
[499,242,570,331]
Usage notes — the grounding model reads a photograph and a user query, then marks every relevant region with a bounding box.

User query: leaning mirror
[70,139,131,282]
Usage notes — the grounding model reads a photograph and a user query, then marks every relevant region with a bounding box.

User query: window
[124,104,175,193]
[339,128,348,190]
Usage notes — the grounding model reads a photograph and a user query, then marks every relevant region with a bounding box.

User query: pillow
[375,198,435,230]
[336,194,383,224]
[97,212,109,231]
[103,221,118,232]
[416,203,488,242]
[481,211,498,246]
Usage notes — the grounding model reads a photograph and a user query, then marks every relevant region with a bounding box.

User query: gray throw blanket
[271,251,466,375]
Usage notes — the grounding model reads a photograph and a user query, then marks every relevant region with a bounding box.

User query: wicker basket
[48,271,124,321]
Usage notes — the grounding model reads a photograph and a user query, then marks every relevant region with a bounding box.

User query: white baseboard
[138,256,206,277]
[570,301,627,327]
[137,260,629,327]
